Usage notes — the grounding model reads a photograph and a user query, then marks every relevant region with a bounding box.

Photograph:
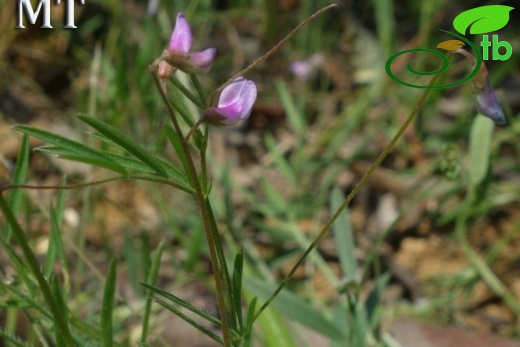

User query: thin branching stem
[0,175,195,195]
[209,3,338,106]
[254,61,446,321]
[151,71,234,347]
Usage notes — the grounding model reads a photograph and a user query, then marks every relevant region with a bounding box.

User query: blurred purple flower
[161,13,217,75]
[203,77,257,125]
[472,64,506,125]
[289,53,324,80]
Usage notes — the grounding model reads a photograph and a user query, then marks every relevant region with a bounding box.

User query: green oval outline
[385,31,483,89]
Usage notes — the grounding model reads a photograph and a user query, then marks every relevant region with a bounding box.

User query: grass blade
[140,283,221,326]
[50,275,70,347]
[140,240,166,343]
[469,116,493,188]
[243,298,257,347]
[5,135,30,241]
[275,79,306,138]
[330,187,357,281]
[101,258,117,347]
[246,277,345,340]
[232,249,244,330]
[152,297,224,345]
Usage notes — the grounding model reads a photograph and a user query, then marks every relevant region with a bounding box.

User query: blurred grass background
[1,0,520,346]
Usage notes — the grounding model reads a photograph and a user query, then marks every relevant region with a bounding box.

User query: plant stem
[210,3,338,105]
[254,69,443,321]
[0,194,77,346]
[151,72,234,347]
[455,207,520,314]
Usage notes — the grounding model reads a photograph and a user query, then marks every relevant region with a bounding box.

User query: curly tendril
[385,31,482,89]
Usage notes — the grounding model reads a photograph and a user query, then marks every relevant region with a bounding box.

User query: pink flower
[203,77,257,125]
[161,13,217,75]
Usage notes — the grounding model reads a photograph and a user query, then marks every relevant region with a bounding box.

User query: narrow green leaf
[264,133,297,184]
[170,75,205,109]
[163,125,192,183]
[40,146,190,188]
[139,283,220,326]
[140,241,166,343]
[255,305,298,347]
[330,187,357,281]
[101,258,117,347]
[0,195,77,346]
[275,79,306,137]
[43,205,58,278]
[39,146,155,174]
[140,233,152,287]
[168,79,197,128]
[246,278,345,340]
[243,298,257,347]
[13,125,127,175]
[0,240,30,285]
[44,184,68,280]
[167,84,204,148]
[365,273,390,329]
[232,249,244,330]
[123,231,140,295]
[50,275,71,347]
[152,297,223,345]
[5,135,30,241]
[89,131,128,152]
[189,74,208,108]
[469,115,493,187]
[78,115,168,177]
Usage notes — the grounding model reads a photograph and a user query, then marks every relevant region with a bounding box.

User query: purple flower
[475,78,506,125]
[472,64,506,125]
[203,77,257,125]
[289,53,324,80]
[161,13,217,75]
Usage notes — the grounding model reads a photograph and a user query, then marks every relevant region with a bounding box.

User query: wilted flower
[159,13,217,76]
[472,64,506,125]
[203,77,257,125]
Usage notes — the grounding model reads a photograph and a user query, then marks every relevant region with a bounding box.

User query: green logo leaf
[453,5,514,35]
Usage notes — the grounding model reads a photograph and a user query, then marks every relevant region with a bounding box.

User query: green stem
[254,69,443,321]
[152,72,234,347]
[455,206,520,314]
[0,194,77,346]
[210,3,338,105]
[1,175,195,196]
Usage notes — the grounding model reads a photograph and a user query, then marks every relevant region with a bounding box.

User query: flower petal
[169,13,192,52]
[190,48,217,70]
[476,79,506,125]
[233,79,257,118]
[218,77,246,107]
[203,78,257,125]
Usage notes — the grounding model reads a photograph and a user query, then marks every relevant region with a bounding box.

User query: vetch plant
[1,3,514,347]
